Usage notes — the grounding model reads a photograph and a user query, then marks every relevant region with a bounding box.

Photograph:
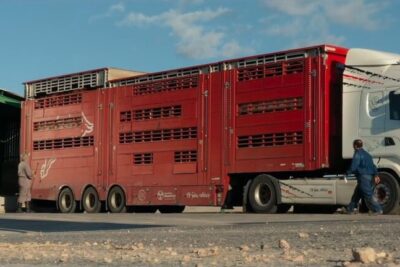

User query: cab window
[389,91,400,120]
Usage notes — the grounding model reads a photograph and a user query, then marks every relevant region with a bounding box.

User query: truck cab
[342,48,400,213]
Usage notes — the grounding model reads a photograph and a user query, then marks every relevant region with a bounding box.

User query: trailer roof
[24,67,145,99]
[223,44,348,64]
[23,67,144,84]
[109,44,348,86]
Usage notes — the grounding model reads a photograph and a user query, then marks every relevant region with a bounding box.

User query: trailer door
[231,54,310,173]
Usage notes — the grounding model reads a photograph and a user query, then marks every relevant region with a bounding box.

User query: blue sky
[1,0,399,95]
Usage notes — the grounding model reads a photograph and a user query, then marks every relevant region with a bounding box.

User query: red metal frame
[21,45,348,207]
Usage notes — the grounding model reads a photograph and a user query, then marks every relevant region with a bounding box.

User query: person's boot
[16,203,23,213]
[25,201,31,213]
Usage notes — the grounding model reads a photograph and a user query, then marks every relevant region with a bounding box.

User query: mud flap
[242,179,252,213]
[271,178,282,205]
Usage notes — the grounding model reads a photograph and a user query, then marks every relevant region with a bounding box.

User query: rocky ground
[0,213,399,266]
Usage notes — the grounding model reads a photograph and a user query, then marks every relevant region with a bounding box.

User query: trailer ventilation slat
[27,71,102,98]
[121,105,182,122]
[33,136,94,150]
[132,76,198,96]
[237,59,304,82]
[238,97,303,116]
[119,127,197,144]
[34,117,83,131]
[120,111,132,122]
[112,68,203,87]
[133,153,153,165]
[238,131,303,148]
[34,93,82,109]
[236,52,306,68]
[174,150,197,163]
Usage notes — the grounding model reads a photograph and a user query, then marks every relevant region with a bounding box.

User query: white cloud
[177,30,225,59]
[222,42,254,58]
[264,19,303,37]
[119,12,159,26]
[179,0,204,5]
[263,11,346,47]
[110,3,125,13]
[118,7,251,59]
[324,0,383,30]
[264,0,318,16]
[262,0,384,31]
[261,0,385,48]
[119,8,229,26]
[89,2,126,23]
[293,15,346,46]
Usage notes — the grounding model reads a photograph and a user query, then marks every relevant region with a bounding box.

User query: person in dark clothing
[346,139,383,214]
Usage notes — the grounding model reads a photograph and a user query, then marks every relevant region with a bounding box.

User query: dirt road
[0,211,399,266]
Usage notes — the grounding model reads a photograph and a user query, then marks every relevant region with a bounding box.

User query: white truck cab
[343,48,400,164]
[278,48,400,214]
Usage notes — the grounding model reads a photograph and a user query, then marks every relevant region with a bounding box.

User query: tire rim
[61,193,72,210]
[111,192,122,209]
[375,183,390,205]
[85,192,96,209]
[254,183,272,207]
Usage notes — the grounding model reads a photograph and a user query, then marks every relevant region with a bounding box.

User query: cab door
[384,89,400,156]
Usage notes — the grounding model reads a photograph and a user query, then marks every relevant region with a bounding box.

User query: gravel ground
[0,214,399,266]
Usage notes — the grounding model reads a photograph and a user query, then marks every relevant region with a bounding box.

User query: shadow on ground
[0,218,166,233]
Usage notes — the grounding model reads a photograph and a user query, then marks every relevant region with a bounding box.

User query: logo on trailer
[156,191,176,201]
[186,192,211,199]
[138,189,147,202]
[40,158,56,179]
[81,112,94,137]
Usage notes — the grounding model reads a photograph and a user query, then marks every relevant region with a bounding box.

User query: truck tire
[158,205,185,213]
[248,174,278,213]
[374,172,400,214]
[107,186,126,213]
[82,187,101,213]
[58,188,76,213]
[242,180,253,213]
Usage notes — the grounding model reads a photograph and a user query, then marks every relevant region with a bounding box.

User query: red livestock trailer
[21,44,400,214]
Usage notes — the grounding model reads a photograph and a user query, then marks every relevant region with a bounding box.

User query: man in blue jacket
[346,139,383,215]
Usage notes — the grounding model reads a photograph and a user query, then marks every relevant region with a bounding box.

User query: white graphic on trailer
[40,158,56,179]
[81,112,94,137]
[157,191,176,200]
[185,192,211,199]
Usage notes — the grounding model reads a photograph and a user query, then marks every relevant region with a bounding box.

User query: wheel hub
[375,183,390,205]
[86,193,96,208]
[111,193,122,208]
[254,183,272,207]
[62,194,71,208]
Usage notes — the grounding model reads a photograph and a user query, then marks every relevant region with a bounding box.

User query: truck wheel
[107,186,126,213]
[58,188,76,213]
[82,187,101,213]
[374,172,400,214]
[158,205,185,213]
[248,174,278,213]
